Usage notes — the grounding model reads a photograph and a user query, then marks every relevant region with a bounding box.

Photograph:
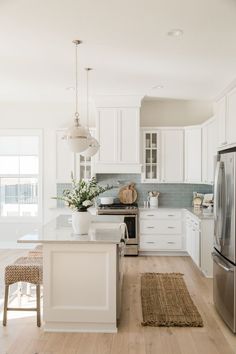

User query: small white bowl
[100,197,114,205]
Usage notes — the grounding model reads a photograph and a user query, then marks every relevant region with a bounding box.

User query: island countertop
[17,214,125,244]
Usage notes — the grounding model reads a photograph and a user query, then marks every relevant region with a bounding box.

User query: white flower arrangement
[54,174,113,212]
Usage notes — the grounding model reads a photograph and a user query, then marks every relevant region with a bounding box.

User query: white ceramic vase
[72,211,91,235]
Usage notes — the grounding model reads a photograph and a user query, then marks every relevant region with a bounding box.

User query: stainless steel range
[97,203,139,256]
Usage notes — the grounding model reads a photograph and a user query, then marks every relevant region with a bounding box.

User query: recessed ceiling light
[152,85,164,89]
[167,29,183,37]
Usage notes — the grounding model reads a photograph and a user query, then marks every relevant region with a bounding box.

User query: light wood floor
[0,250,236,354]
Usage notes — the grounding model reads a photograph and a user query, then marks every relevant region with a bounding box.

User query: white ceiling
[0,0,236,102]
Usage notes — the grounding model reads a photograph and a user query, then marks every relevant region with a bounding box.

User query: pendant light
[81,67,100,157]
[63,40,89,153]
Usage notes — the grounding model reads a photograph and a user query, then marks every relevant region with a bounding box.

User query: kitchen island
[18,215,125,333]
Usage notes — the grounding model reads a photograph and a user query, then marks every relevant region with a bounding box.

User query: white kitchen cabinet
[56,130,75,183]
[185,127,202,183]
[141,130,160,182]
[95,107,141,173]
[201,219,214,277]
[202,124,208,183]
[161,129,184,182]
[226,87,236,146]
[185,214,200,267]
[185,211,214,277]
[56,129,95,182]
[96,108,117,164]
[139,209,185,253]
[202,118,217,184]
[216,96,227,148]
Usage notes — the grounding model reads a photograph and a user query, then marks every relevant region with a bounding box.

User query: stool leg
[3,285,9,326]
[36,284,41,327]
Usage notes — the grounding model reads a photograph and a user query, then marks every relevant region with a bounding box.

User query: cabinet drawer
[140,210,181,220]
[140,235,182,251]
[140,220,182,234]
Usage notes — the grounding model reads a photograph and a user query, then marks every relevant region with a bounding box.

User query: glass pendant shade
[64,123,89,153]
[81,133,100,157]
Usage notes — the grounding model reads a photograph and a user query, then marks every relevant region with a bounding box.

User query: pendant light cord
[85,68,92,130]
[75,43,79,125]
[73,40,82,126]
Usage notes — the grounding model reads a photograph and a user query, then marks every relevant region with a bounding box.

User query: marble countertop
[185,207,214,220]
[17,214,124,244]
[138,206,214,220]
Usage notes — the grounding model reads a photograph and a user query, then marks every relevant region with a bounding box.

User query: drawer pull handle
[167,242,175,244]
[168,214,175,217]
[147,241,155,244]
[168,226,175,229]
[147,226,155,229]
[147,214,155,217]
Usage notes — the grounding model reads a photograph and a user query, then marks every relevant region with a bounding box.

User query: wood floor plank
[0,250,236,354]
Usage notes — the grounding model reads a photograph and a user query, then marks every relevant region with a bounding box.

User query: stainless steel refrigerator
[213,149,236,333]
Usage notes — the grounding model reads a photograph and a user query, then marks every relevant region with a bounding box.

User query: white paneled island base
[43,242,117,332]
[18,216,124,333]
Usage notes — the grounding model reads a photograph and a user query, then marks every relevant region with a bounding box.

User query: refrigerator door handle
[214,160,226,246]
[212,252,234,272]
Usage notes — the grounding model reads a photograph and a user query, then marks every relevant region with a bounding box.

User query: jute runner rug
[141,273,203,327]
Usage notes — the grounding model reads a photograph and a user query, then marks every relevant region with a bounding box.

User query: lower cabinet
[139,209,184,252]
[185,211,213,277]
[139,208,214,277]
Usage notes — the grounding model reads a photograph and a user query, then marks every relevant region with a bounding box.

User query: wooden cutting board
[119,183,138,204]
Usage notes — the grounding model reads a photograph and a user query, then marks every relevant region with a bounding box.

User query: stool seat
[3,256,43,327]
[28,244,43,258]
[5,257,43,285]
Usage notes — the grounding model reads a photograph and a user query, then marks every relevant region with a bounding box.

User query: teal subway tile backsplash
[57,174,213,208]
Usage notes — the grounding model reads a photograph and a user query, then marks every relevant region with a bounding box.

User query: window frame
[0,129,43,223]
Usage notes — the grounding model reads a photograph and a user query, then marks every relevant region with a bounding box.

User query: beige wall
[140,99,213,126]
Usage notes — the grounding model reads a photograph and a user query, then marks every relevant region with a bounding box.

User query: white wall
[141,98,213,126]
[0,101,96,247]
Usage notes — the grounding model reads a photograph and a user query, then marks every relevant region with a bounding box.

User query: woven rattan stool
[28,244,43,257]
[3,256,43,327]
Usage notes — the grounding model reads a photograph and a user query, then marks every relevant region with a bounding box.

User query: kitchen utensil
[119,183,138,204]
[100,197,114,205]
[149,196,159,208]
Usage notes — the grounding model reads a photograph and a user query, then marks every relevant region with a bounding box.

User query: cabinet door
[202,125,208,183]
[96,108,118,163]
[161,130,184,182]
[193,228,200,267]
[56,131,75,182]
[185,128,202,182]
[186,222,192,254]
[142,130,160,182]
[227,87,236,146]
[119,108,139,163]
[216,96,227,147]
[207,119,217,184]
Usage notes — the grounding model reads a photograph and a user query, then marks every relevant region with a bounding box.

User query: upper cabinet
[185,127,202,183]
[216,84,236,149]
[141,128,184,183]
[202,118,217,184]
[216,96,227,148]
[141,130,160,182]
[227,87,236,146]
[161,129,184,183]
[94,96,142,173]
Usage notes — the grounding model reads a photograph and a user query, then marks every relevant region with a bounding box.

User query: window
[0,131,42,220]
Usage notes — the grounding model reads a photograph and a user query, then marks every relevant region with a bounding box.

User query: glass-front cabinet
[142,130,160,182]
[76,154,92,180]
